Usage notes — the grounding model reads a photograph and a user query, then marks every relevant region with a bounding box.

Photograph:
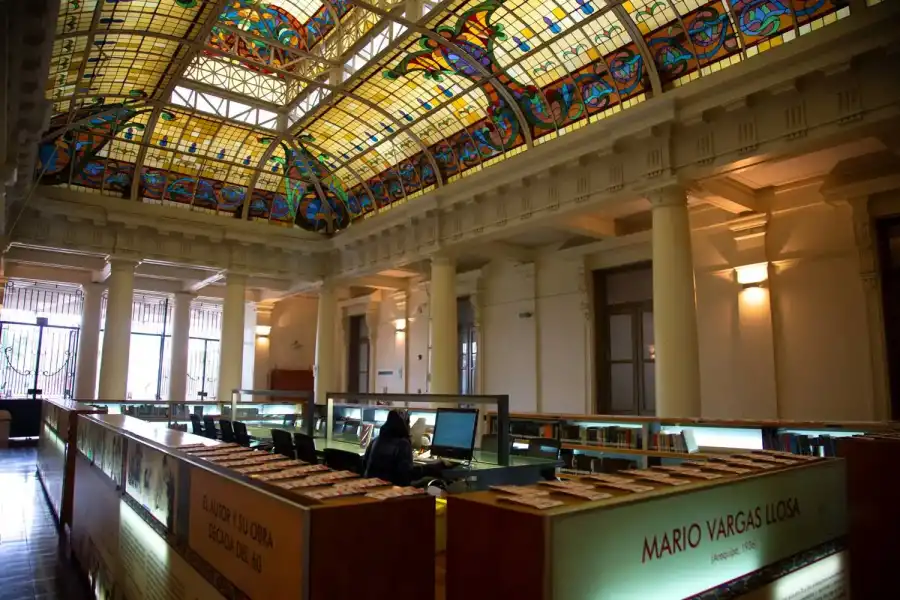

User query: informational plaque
[551,461,846,600]
[188,467,305,600]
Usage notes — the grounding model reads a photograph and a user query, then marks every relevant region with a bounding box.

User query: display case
[447,454,847,600]
[70,413,436,600]
[36,398,107,527]
[325,392,512,466]
[90,392,313,432]
[486,412,892,471]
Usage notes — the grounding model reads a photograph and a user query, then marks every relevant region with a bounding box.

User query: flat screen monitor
[431,408,479,461]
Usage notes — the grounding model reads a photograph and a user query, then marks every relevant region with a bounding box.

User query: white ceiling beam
[821,150,900,201]
[5,264,94,287]
[186,271,225,293]
[4,246,105,271]
[694,178,767,214]
[137,262,219,281]
[352,275,410,290]
[553,215,618,239]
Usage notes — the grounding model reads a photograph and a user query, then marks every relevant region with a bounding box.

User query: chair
[282,415,297,428]
[323,448,363,474]
[332,419,346,435]
[202,416,218,440]
[233,421,251,447]
[573,454,594,473]
[293,432,318,464]
[527,438,562,481]
[219,419,236,443]
[189,414,204,436]
[480,434,499,454]
[271,429,296,459]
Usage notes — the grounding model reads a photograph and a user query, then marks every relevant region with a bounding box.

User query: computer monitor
[430,408,479,461]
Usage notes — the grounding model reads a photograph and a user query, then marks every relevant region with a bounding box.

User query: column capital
[430,254,456,268]
[648,185,689,209]
[105,255,141,270]
[173,291,196,308]
[81,281,104,296]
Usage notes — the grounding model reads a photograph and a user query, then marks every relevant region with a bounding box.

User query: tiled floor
[0,447,92,600]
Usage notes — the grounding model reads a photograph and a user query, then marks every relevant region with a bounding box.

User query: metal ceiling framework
[38,0,857,234]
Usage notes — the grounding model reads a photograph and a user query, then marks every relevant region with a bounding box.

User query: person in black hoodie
[362,409,414,486]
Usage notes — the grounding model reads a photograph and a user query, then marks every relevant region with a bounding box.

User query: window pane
[642,362,656,414]
[358,373,369,393]
[608,314,633,361]
[359,342,369,365]
[642,311,655,360]
[610,363,634,413]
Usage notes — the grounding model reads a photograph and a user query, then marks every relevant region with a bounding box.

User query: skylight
[171,86,279,130]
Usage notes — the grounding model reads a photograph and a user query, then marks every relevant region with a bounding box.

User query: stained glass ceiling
[40,0,853,234]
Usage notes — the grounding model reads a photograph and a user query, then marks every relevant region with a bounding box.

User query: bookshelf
[486,411,894,470]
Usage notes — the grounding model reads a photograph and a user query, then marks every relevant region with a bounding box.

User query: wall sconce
[734,262,769,289]
[394,318,406,334]
[255,325,271,338]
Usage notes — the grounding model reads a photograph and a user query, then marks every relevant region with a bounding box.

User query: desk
[247,426,560,488]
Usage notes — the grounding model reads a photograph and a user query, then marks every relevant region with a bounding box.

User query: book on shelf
[651,430,698,454]
[560,424,583,442]
[762,430,839,457]
[585,426,642,449]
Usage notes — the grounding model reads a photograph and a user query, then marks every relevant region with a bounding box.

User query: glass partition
[324,392,511,466]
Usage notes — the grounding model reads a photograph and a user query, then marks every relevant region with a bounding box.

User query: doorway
[877,218,900,418]
[347,315,369,393]
[593,264,656,415]
[0,281,82,399]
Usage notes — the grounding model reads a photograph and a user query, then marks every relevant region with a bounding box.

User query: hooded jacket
[362,410,414,486]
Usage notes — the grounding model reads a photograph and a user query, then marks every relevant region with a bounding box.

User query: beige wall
[268,296,318,373]
[269,190,879,420]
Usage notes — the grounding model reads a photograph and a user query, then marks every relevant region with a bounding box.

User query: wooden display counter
[70,413,435,600]
[36,398,107,528]
[447,453,847,600]
[838,433,900,599]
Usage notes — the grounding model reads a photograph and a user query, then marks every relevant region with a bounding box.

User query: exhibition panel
[446,455,847,600]
[69,413,435,600]
[36,398,108,528]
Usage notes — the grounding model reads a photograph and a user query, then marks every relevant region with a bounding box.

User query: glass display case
[485,411,888,472]
[324,392,513,467]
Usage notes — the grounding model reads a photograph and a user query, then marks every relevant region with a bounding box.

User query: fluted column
[216,273,246,402]
[430,256,458,394]
[651,186,701,417]
[74,283,103,399]
[98,258,137,399]
[314,282,337,404]
[168,292,193,402]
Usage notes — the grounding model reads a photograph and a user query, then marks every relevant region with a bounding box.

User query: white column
[74,283,103,399]
[651,186,702,417]
[217,273,246,402]
[168,292,193,402]
[430,256,458,394]
[98,258,137,399]
[314,282,336,404]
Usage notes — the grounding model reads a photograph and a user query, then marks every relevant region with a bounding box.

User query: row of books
[649,431,699,454]
[560,425,642,449]
[762,431,839,457]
